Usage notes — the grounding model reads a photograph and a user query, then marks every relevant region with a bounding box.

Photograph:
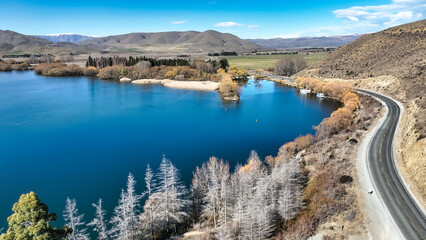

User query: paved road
[358,89,426,240]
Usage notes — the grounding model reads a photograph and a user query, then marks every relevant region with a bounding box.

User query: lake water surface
[0,71,339,228]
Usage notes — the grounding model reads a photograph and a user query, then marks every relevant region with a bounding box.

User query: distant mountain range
[0,29,366,56]
[31,32,362,50]
[78,30,262,52]
[0,30,262,55]
[247,35,362,49]
[35,33,96,44]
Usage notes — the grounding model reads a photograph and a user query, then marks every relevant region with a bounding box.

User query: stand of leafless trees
[274,56,307,76]
[56,151,304,240]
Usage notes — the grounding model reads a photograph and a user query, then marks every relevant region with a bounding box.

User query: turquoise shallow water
[0,71,339,228]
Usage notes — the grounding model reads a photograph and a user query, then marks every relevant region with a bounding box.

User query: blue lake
[0,71,339,228]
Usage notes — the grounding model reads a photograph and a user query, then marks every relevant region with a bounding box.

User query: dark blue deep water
[0,71,339,229]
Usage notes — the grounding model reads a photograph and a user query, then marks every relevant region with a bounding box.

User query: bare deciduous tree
[275,56,307,76]
[88,199,109,240]
[140,156,189,237]
[110,173,141,240]
[140,164,155,239]
[63,198,89,240]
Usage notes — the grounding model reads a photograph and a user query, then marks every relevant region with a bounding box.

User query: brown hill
[300,19,426,204]
[79,30,262,52]
[0,30,93,55]
[310,20,425,85]
[1,30,261,56]
[0,30,51,47]
[0,30,51,52]
[248,34,361,49]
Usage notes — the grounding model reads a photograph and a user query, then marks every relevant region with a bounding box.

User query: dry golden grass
[275,94,381,239]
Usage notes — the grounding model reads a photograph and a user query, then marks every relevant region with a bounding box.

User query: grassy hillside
[79,30,262,53]
[1,30,262,57]
[312,20,425,84]
[225,52,328,69]
[0,30,95,56]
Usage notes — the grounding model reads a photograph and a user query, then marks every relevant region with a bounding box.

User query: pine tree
[0,192,70,240]
[87,55,93,67]
[219,59,229,71]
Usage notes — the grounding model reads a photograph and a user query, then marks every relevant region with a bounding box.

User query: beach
[132,79,219,91]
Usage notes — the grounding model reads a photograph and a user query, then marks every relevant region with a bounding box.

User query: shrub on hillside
[0,62,12,71]
[294,134,315,152]
[82,67,99,76]
[278,78,361,150]
[98,66,125,80]
[35,63,83,76]
[47,67,68,76]
[66,64,83,76]
[281,168,347,239]
[34,63,67,75]
[0,61,31,71]
[316,108,354,137]
[12,62,30,71]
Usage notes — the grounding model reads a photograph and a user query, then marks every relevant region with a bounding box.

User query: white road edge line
[386,93,426,217]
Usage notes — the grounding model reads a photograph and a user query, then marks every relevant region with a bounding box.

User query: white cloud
[274,22,377,38]
[171,20,187,24]
[274,0,424,39]
[248,25,259,28]
[384,11,422,25]
[214,22,244,27]
[347,16,360,21]
[333,0,425,27]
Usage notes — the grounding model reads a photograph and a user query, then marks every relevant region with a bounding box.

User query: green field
[224,52,328,70]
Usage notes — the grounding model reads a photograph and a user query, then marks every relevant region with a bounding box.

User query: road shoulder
[356,92,404,240]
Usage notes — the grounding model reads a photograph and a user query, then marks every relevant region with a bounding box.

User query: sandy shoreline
[131,79,219,91]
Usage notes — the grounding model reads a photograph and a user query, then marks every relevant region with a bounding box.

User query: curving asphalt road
[358,89,426,240]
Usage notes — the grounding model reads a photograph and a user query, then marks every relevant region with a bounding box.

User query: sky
[1,0,425,39]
